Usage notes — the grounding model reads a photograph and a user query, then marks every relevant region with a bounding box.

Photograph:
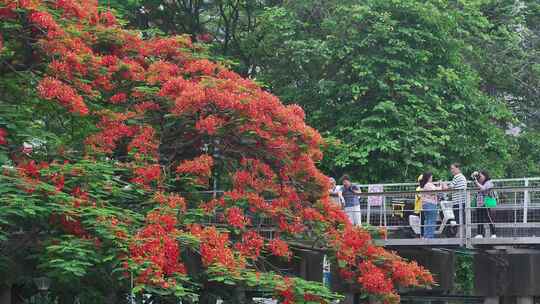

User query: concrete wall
[396,248,456,293]
[474,253,540,297]
[329,248,455,296]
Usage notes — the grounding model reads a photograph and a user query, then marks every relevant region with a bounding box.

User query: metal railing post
[459,190,464,246]
[367,202,371,226]
[465,190,472,248]
[383,196,387,227]
[524,178,530,223]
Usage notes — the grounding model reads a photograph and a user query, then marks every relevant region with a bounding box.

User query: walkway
[355,178,540,248]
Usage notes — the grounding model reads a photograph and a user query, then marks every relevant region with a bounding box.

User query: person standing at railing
[448,163,467,223]
[340,175,362,226]
[419,172,447,238]
[328,177,344,206]
[415,174,424,237]
[449,163,467,199]
[473,170,497,238]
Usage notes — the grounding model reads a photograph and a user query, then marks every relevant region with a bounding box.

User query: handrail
[177,186,540,196]
[351,186,540,197]
[357,177,540,187]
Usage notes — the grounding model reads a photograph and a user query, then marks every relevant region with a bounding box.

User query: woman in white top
[328,177,343,206]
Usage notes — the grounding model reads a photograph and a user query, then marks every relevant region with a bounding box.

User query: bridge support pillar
[483,297,499,304]
[474,251,540,298]
[394,248,455,293]
[517,296,534,304]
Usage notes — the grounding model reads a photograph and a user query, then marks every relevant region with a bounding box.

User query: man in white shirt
[448,163,467,217]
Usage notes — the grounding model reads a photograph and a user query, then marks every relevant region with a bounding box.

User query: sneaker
[474,234,483,239]
[491,234,497,238]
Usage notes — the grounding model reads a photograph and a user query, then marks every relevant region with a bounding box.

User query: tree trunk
[233,287,247,303]
[104,289,117,304]
[199,293,216,304]
[0,284,11,304]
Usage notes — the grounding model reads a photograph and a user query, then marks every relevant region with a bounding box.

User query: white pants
[345,205,362,226]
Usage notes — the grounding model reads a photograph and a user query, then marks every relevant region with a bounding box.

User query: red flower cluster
[110,92,127,104]
[329,226,372,266]
[268,238,291,259]
[301,207,324,222]
[154,192,186,212]
[195,115,226,135]
[176,154,213,185]
[29,11,62,35]
[99,10,117,27]
[0,128,7,145]
[234,230,264,259]
[196,33,213,43]
[55,0,97,20]
[50,210,91,239]
[18,160,44,178]
[131,164,161,187]
[357,261,393,295]
[58,214,87,237]
[190,225,238,270]
[225,206,249,229]
[85,112,137,154]
[147,60,181,84]
[390,260,420,286]
[130,211,186,287]
[128,126,158,159]
[232,158,277,193]
[37,77,88,115]
[184,59,219,77]
[51,173,65,192]
[276,277,295,304]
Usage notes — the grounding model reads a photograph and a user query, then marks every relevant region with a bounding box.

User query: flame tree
[0,1,432,303]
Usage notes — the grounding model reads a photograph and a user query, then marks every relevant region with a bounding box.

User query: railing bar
[466,191,472,248]
[357,177,540,188]
[354,186,540,197]
[514,191,518,237]
[524,178,530,223]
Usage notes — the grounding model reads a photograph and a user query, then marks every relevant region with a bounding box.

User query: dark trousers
[477,207,496,236]
[420,211,425,237]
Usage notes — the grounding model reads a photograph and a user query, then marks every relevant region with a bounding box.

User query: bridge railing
[356,177,540,191]
[177,181,540,246]
[353,186,540,246]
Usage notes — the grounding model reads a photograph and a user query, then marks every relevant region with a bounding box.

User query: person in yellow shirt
[415,175,423,237]
[414,174,423,214]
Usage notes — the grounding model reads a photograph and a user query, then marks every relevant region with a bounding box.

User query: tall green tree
[461,0,540,127]
[247,0,513,182]
[459,0,540,178]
